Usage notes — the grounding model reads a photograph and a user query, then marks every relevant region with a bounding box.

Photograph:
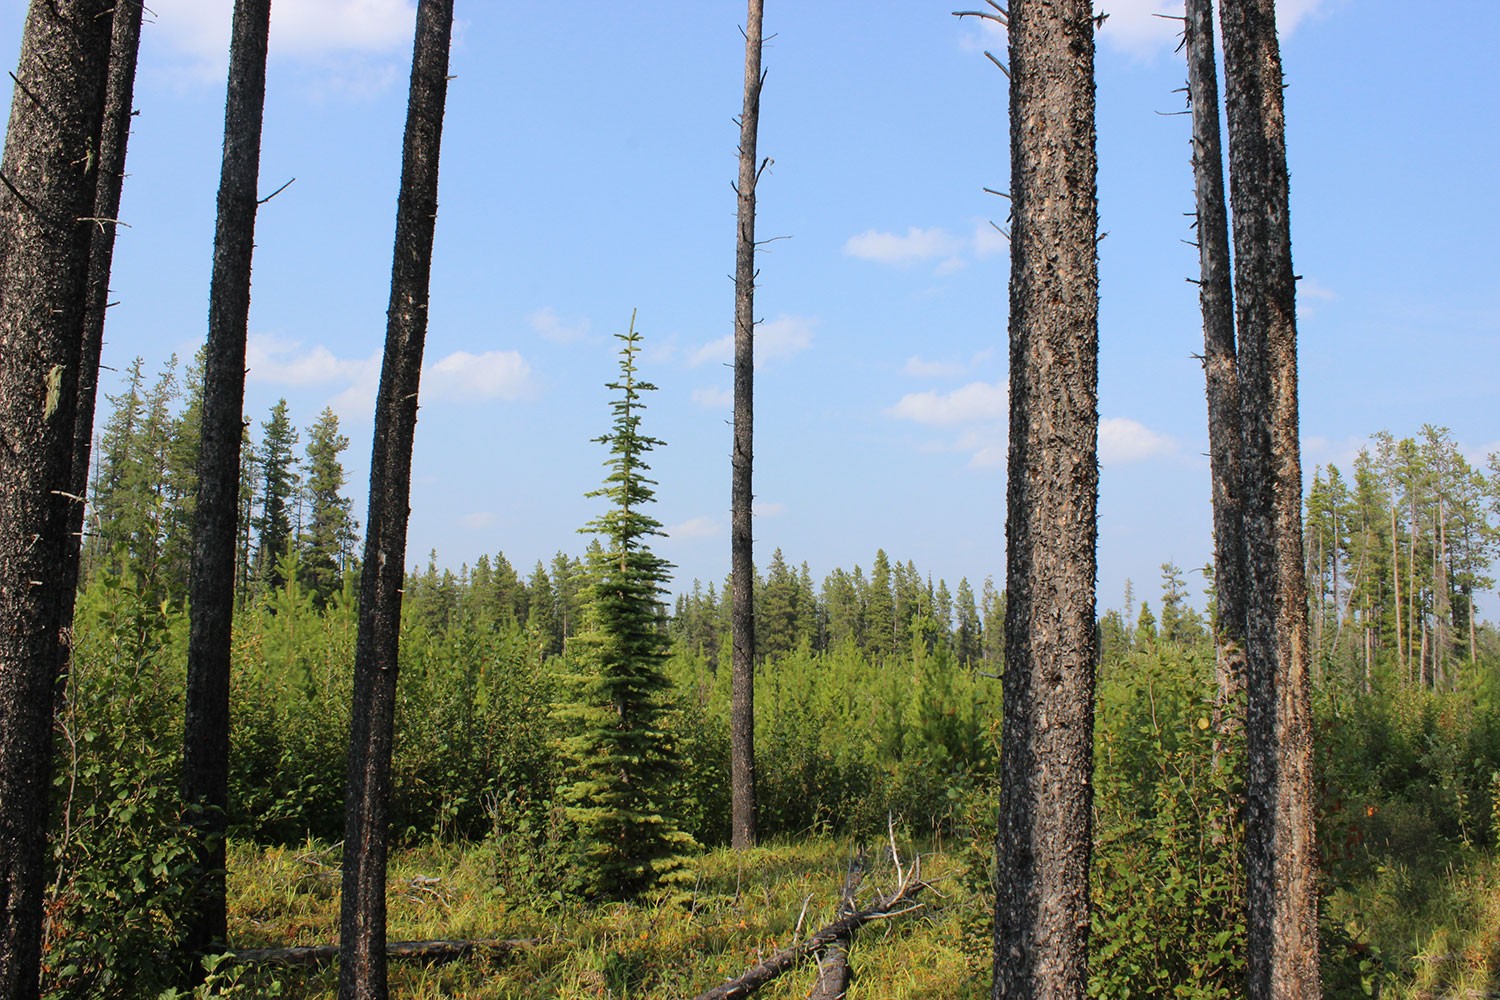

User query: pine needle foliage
[557,314,695,899]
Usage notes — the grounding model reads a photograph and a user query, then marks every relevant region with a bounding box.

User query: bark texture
[1184,0,1249,741]
[64,0,145,596]
[730,0,765,852]
[180,0,272,966]
[992,2,1100,999]
[0,3,115,997]
[338,3,455,997]
[1217,0,1321,996]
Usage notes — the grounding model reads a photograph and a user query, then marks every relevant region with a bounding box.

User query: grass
[215,836,982,999]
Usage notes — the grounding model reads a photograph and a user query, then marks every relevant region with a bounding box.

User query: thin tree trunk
[180,0,272,969]
[63,0,145,597]
[993,3,1100,998]
[1218,0,1320,996]
[1390,502,1403,681]
[0,3,115,996]
[1185,0,1248,745]
[730,0,765,852]
[339,3,454,997]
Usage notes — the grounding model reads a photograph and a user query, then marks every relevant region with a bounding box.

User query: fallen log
[693,845,924,1000]
[223,937,537,967]
[806,852,864,1000]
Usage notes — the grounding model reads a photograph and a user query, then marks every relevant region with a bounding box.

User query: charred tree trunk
[992,2,1100,998]
[0,3,115,996]
[1218,0,1321,997]
[730,0,765,852]
[1184,0,1248,744]
[64,0,145,595]
[338,3,455,997]
[180,0,272,968]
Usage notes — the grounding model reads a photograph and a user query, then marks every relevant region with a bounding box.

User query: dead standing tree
[1183,0,1249,744]
[181,0,273,968]
[0,2,115,996]
[986,0,1101,997]
[731,0,767,851]
[1217,0,1321,996]
[339,1,456,997]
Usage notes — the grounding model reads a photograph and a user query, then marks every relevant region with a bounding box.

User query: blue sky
[2,0,1496,615]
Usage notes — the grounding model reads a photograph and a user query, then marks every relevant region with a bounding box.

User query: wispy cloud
[691,386,732,409]
[844,227,963,265]
[461,511,496,530]
[888,378,1176,469]
[426,350,534,401]
[844,220,1007,274]
[1092,0,1334,58]
[689,315,816,368]
[246,334,534,418]
[1099,417,1177,464]
[150,0,415,87]
[901,348,995,379]
[888,381,1007,426]
[668,516,720,541]
[527,306,591,344]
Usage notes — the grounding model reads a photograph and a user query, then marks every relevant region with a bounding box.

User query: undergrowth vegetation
[37,570,1500,997]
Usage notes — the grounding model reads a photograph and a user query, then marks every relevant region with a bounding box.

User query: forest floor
[212,837,981,999]
[204,834,1500,999]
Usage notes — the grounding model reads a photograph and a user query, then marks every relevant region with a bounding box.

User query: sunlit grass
[218,836,981,998]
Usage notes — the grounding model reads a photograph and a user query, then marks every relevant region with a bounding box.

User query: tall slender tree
[1184,0,1249,740]
[339,2,455,995]
[0,3,115,995]
[63,0,145,600]
[180,0,273,967]
[300,406,356,608]
[1218,0,1320,994]
[730,0,766,851]
[990,1,1100,997]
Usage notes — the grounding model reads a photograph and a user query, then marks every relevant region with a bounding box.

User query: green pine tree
[254,398,300,594]
[556,315,693,899]
[299,406,356,608]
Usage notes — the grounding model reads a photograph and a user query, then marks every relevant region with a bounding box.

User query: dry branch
[224,937,536,968]
[806,852,864,1000]
[693,851,924,1000]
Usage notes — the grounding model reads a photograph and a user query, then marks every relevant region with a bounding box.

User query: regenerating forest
[1,2,1497,1000]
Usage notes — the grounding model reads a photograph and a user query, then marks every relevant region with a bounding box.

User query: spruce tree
[557,315,693,899]
[300,406,356,608]
[254,398,300,592]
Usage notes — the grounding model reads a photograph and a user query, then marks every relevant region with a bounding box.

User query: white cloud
[888,381,1007,426]
[425,350,534,401]
[667,516,720,541]
[1099,417,1177,464]
[972,218,1009,257]
[691,386,732,408]
[1094,0,1333,58]
[527,306,591,344]
[248,333,379,387]
[152,0,415,59]
[844,227,963,265]
[1298,277,1337,302]
[903,356,967,379]
[461,511,496,530]
[689,315,815,368]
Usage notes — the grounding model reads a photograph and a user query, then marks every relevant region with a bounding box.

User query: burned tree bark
[730,0,766,852]
[992,2,1100,999]
[181,0,273,968]
[64,0,145,596]
[1217,0,1321,996]
[1184,0,1249,743]
[0,3,115,997]
[339,2,455,997]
